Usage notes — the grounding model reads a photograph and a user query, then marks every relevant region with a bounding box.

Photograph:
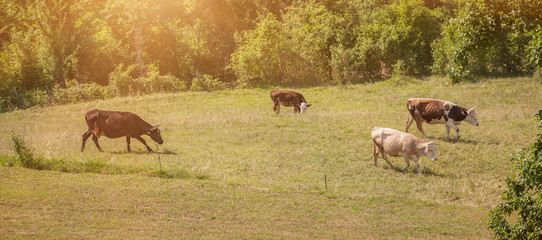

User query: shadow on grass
[434,137,479,145]
[109,149,177,155]
[420,167,446,177]
[389,166,447,177]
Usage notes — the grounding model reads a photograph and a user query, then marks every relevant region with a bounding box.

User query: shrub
[53,83,116,104]
[10,132,44,170]
[190,74,224,91]
[109,64,142,95]
[141,64,186,92]
[489,110,542,239]
[110,64,186,95]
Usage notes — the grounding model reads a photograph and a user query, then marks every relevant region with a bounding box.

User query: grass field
[1,76,541,239]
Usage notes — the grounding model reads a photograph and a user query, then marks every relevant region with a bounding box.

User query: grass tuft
[8,132,190,179]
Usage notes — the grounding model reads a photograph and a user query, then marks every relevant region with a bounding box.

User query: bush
[489,110,542,239]
[53,83,116,104]
[110,64,186,95]
[141,64,186,92]
[190,74,224,91]
[109,64,141,95]
[10,132,44,170]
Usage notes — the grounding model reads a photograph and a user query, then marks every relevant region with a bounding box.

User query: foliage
[433,0,542,83]
[489,110,542,239]
[52,82,116,105]
[230,0,441,85]
[526,26,542,73]
[190,74,224,91]
[109,64,185,96]
[10,132,41,169]
[1,0,541,108]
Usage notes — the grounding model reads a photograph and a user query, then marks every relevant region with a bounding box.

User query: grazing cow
[270,90,311,114]
[406,98,479,139]
[371,127,438,174]
[81,109,163,152]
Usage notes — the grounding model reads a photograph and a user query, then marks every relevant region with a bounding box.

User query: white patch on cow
[464,107,479,126]
[300,102,308,114]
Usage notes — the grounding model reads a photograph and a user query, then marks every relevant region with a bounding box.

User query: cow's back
[372,127,417,156]
[407,98,447,123]
[84,109,150,138]
[271,90,302,104]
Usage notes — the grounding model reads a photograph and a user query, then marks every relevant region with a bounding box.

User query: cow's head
[147,125,164,144]
[300,103,312,114]
[464,107,479,126]
[424,142,438,161]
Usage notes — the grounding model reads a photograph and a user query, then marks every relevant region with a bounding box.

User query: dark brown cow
[406,98,479,139]
[81,109,163,152]
[270,90,311,114]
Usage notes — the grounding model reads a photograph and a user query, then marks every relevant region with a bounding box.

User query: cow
[270,90,311,114]
[81,109,163,152]
[371,127,438,174]
[406,98,479,140]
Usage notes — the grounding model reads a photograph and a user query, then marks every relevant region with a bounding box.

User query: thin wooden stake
[325,172,328,191]
[156,144,162,172]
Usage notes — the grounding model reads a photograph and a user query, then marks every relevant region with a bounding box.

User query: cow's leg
[134,136,153,152]
[81,129,93,152]
[400,154,410,171]
[126,136,131,152]
[406,116,414,132]
[445,121,459,139]
[446,126,451,139]
[372,141,379,166]
[273,102,280,114]
[414,118,429,138]
[92,134,104,152]
[294,104,300,113]
[380,149,396,170]
[413,157,422,174]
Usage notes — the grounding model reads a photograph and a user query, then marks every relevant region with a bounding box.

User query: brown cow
[371,127,438,174]
[81,109,163,152]
[270,90,311,114]
[406,98,479,139]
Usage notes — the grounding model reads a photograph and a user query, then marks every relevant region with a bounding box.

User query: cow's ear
[468,107,477,113]
[424,144,430,153]
[306,104,312,107]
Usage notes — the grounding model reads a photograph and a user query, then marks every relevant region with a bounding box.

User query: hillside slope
[1,77,541,238]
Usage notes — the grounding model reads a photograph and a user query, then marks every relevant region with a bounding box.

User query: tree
[489,110,542,239]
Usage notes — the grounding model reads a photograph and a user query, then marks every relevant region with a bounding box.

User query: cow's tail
[85,111,100,136]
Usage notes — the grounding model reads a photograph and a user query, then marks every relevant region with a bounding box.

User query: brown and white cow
[371,127,438,174]
[406,98,479,140]
[81,109,163,152]
[270,90,311,114]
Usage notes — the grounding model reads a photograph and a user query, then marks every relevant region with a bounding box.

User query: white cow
[371,127,438,174]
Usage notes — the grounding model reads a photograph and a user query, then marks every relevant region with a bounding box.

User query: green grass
[0,76,541,239]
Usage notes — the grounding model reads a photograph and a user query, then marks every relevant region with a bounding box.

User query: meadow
[1,77,541,239]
